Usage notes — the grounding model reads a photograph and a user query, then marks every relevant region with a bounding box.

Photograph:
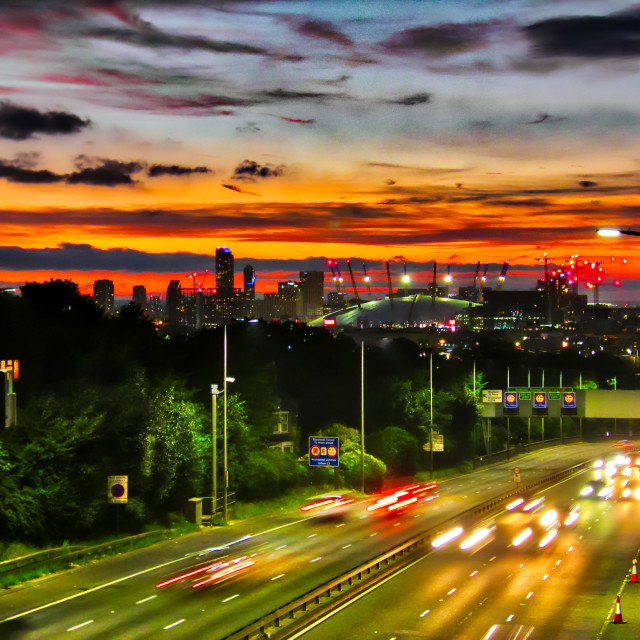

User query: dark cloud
[148,164,210,177]
[263,88,341,102]
[0,160,63,184]
[67,157,143,186]
[222,183,259,196]
[391,93,431,106]
[232,160,285,180]
[524,10,640,58]
[293,19,353,47]
[0,243,214,273]
[579,180,597,188]
[381,22,491,57]
[0,101,90,140]
[90,27,268,56]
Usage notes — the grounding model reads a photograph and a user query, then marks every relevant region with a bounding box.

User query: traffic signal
[562,392,576,409]
[533,392,547,409]
[504,392,518,409]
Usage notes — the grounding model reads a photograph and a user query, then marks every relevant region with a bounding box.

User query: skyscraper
[243,265,256,300]
[132,285,146,307]
[215,247,234,293]
[241,264,256,318]
[300,270,324,319]
[166,280,182,331]
[93,279,114,315]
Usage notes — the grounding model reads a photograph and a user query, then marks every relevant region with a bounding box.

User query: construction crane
[186,270,209,291]
[362,263,373,300]
[496,260,509,288]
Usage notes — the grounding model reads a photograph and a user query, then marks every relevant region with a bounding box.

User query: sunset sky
[1,0,640,303]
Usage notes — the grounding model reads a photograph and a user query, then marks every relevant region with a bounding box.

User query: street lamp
[222,323,236,525]
[210,383,221,521]
[597,228,640,237]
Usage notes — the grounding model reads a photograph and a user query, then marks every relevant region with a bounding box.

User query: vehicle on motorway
[366,482,438,515]
[155,555,256,590]
[498,496,565,550]
[300,494,355,517]
[579,479,614,499]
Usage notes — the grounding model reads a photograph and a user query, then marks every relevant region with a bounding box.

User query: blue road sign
[562,392,576,409]
[533,392,547,409]
[504,392,518,409]
[309,437,339,467]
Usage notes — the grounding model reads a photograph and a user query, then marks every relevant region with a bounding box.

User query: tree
[367,427,421,476]
[140,385,208,511]
[316,424,386,491]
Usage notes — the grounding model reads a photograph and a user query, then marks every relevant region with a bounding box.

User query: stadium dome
[311,294,478,329]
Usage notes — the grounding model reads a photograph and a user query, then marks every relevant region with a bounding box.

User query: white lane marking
[307,533,318,538]
[275,545,287,550]
[489,556,496,562]
[463,495,468,499]
[360,515,368,519]
[447,588,456,595]
[370,532,378,537]
[568,546,574,552]
[223,594,239,603]
[420,609,430,618]
[310,557,322,563]
[542,574,549,581]
[393,523,402,527]
[555,560,562,566]
[526,592,534,599]
[271,574,285,581]
[506,614,514,622]
[0,551,210,624]
[470,571,478,577]
[335,523,345,528]
[67,620,94,632]
[164,619,185,630]
[136,595,157,605]
[579,535,583,540]
[342,544,352,549]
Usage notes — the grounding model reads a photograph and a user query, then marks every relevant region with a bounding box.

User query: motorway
[296,454,640,640]
[0,442,623,639]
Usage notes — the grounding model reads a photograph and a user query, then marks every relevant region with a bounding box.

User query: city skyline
[1,1,639,303]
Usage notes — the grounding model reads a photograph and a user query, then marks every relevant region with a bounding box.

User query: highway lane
[0,442,621,639]
[297,453,640,640]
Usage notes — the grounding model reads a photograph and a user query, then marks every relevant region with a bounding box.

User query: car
[366,482,438,514]
[579,479,614,499]
[300,494,355,516]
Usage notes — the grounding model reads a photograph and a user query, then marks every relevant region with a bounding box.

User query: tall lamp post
[210,383,221,520]
[360,341,365,494]
[222,325,236,525]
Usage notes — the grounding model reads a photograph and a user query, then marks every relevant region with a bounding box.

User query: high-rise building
[216,247,234,293]
[277,281,302,319]
[300,270,324,319]
[243,265,256,299]
[241,264,256,318]
[166,280,182,331]
[93,279,114,315]
[132,285,146,307]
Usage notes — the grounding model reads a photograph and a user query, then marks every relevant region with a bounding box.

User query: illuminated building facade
[93,279,114,315]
